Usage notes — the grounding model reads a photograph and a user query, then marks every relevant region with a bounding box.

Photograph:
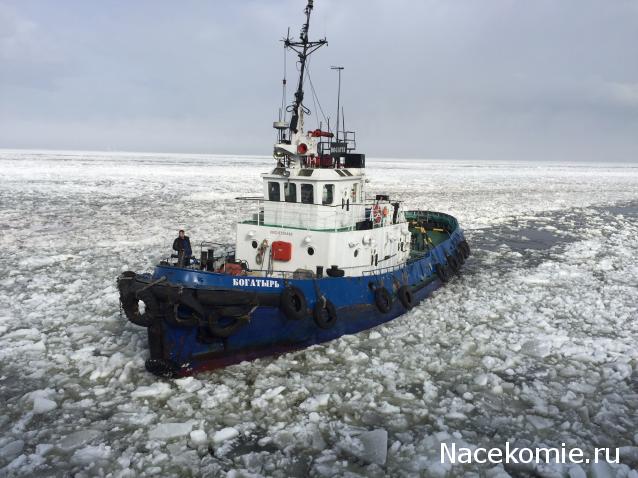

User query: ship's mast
[284,0,327,134]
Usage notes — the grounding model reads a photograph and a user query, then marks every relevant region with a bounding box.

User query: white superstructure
[233,0,411,278]
[235,166,410,278]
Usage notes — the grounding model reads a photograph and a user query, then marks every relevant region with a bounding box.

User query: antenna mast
[284,0,327,134]
[331,66,344,142]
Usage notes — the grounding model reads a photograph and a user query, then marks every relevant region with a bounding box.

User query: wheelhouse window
[284,182,297,202]
[301,184,314,204]
[322,184,334,205]
[268,182,280,201]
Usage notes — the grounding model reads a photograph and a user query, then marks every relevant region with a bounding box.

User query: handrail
[242,257,417,279]
[199,241,232,248]
[235,196,404,208]
[236,195,407,231]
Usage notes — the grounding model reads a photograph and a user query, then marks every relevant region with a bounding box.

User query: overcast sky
[1,0,636,161]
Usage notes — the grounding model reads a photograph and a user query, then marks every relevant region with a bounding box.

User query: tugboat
[117,0,470,377]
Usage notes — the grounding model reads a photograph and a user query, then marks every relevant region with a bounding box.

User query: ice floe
[1,151,637,476]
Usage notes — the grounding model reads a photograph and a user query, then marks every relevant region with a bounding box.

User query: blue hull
[131,224,467,376]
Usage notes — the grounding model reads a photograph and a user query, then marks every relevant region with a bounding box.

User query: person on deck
[172,229,192,266]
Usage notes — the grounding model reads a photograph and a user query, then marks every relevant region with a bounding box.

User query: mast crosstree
[284,0,327,134]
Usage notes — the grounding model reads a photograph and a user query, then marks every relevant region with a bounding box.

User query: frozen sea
[0,150,637,477]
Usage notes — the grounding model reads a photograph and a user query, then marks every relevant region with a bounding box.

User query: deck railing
[236,197,404,232]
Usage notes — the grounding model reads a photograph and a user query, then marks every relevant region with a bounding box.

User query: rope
[136,276,167,296]
[309,70,321,130]
[306,63,330,130]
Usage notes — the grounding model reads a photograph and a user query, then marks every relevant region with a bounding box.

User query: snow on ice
[0,150,637,476]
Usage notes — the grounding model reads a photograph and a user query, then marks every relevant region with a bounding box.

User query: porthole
[252,241,258,249]
[307,247,315,256]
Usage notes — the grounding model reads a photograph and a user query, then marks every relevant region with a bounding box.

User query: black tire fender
[167,302,201,327]
[397,285,414,310]
[446,254,460,274]
[145,358,179,378]
[313,298,338,329]
[455,247,466,265]
[206,310,249,338]
[280,286,307,320]
[118,271,158,327]
[460,240,471,258]
[120,288,157,327]
[374,287,392,314]
[435,263,450,283]
[118,271,137,284]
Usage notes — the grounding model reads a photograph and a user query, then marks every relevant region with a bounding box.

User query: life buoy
[397,285,414,310]
[435,263,450,283]
[206,310,249,338]
[280,286,307,320]
[313,297,337,329]
[374,287,392,313]
[372,204,382,224]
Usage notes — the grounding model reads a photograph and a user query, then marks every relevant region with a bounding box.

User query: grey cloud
[0,0,636,161]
